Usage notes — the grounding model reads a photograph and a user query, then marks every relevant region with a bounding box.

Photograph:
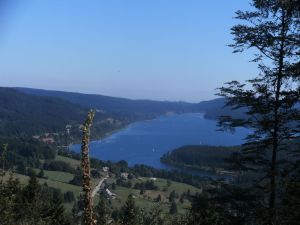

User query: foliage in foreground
[217,0,300,224]
[1,170,299,225]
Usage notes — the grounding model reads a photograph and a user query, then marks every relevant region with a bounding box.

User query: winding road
[92,174,109,198]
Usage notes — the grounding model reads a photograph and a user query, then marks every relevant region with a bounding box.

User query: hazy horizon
[4,85,222,103]
[1,1,258,102]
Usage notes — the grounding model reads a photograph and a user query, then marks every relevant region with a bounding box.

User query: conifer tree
[120,194,139,225]
[218,0,300,224]
[46,191,70,225]
[155,194,162,202]
[187,194,229,225]
[0,173,21,225]
[72,200,82,225]
[169,201,178,215]
[141,206,165,225]
[21,172,46,225]
[0,144,8,176]
[169,190,176,202]
[95,196,109,225]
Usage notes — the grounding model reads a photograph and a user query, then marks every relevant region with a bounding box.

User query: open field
[2,154,203,215]
[2,171,82,197]
[56,155,81,168]
[98,177,202,213]
[43,170,74,183]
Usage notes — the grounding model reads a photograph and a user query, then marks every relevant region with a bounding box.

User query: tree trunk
[269,8,286,224]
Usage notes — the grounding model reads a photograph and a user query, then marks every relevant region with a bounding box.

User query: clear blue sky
[0,0,257,102]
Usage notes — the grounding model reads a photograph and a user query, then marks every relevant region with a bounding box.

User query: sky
[0,0,258,102]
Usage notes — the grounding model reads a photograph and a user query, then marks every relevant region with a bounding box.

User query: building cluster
[32,133,57,144]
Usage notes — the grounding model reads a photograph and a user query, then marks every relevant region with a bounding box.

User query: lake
[71,113,249,170]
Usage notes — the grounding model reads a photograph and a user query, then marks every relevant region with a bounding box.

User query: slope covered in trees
[197,98,247,120]
[0,87,126,138]
[0,87,87,137]
[15,87,200,116]
[12,87,251,122]
[161,145,240,170]
[1,86,249,140]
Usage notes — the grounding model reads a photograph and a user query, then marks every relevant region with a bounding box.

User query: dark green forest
[161,145,240,170]
[15,87,200,116]
[0,87,128,140]
[16,88,248,120]
[0,87,226,140]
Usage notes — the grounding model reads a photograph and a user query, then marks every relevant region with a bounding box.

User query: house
[66,125,72,134]
[102,167,109,173]
[216,169,236,176]
[102,188,116,199]
[120,172,129,179]
[96,109,105,113]
[41,137,55,144]
[106,118,114,124]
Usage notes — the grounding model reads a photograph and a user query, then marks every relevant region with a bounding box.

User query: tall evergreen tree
[0,144,8,174]
[44,189,70,225]
[94,196,109,225]
[120,194,139,225]
[21,172,44,224]
[72,200,82,225]
[187,194,224,225]
[141,206,165,225]
[0,173,21,225]
[218,0,300,224]
[169,201,178,215]
[169,190,176,202]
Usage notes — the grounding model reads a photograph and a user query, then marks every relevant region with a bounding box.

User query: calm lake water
[71,113,249,170]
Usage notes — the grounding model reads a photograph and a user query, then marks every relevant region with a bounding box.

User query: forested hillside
[15,87,251,121]
[15,87,199,116]
[0,88,88,136]
[197,98,246,120]
[0,88,123,138]
[161,145,240,170]
[0,87,249,141]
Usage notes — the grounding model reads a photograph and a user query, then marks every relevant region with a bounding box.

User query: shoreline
[160,160,237,179]
[68,122,131,147]
[70,112,207,147]
[68,112,237,180]
[68,115,155,147]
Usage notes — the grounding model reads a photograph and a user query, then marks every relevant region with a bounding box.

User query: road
[92,174,109,198]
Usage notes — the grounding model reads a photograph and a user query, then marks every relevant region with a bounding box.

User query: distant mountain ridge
[0,87,138,138]
[196,98,247,120]
[0,87,88,136]
[15,87,245,119]
[15,87,200,116]
[0,86,246,137]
